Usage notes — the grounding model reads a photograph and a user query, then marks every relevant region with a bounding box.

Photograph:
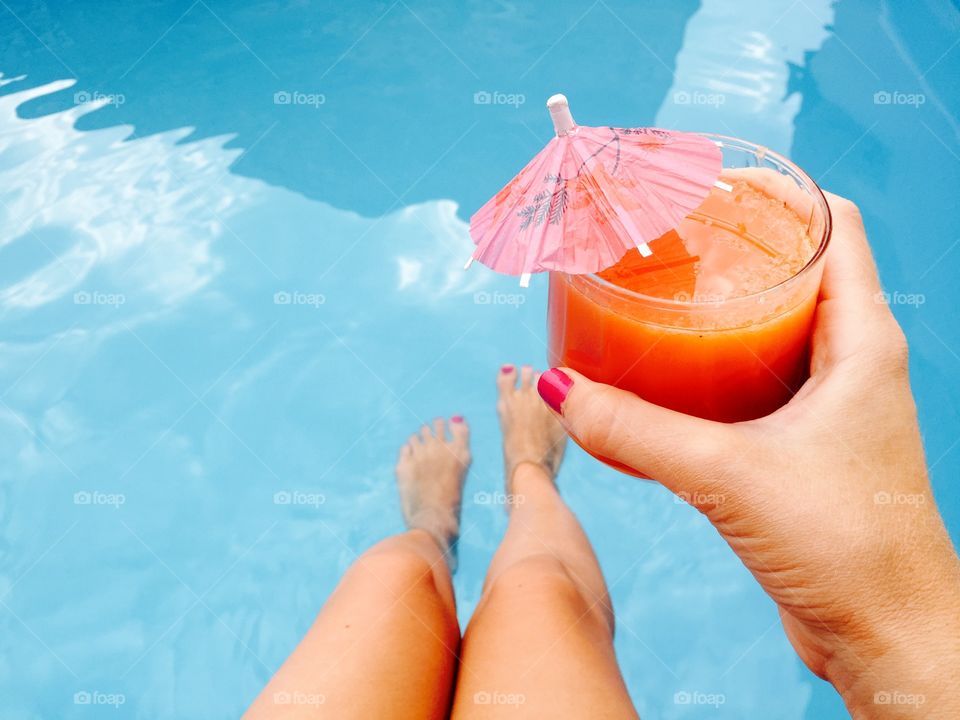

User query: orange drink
[547,136,831,424]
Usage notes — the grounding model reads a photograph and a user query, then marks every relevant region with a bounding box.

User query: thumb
[537,367,738,495]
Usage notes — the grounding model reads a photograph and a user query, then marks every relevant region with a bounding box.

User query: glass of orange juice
[547,135,831,437]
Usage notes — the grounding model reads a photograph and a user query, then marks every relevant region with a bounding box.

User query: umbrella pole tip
[546,93,568,109]
[547,94,575,136]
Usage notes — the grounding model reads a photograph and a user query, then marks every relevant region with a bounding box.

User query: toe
[433,417,446,441]
[450,416,471,467]
[420,424,433,442]
[520,365,534,388]
[497,363,517,395]
[449,415,469,447]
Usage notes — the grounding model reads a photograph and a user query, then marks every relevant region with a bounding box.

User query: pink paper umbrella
[467,94,728,286]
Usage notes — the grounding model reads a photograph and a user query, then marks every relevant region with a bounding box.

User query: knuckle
[828,194,864,228]
[671,429,743,486]
[690,428,737,467]
[573,390,623,454]
[856,312,910,376]
[877,323,910,375]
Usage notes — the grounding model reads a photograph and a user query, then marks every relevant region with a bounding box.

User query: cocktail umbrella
[467,94,728,286]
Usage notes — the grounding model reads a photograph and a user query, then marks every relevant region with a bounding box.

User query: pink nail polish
[537,368,573,414]
[501,364,515,374]
[451,415,464,423]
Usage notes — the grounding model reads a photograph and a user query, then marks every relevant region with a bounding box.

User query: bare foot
[496,364,567,500]
[396,416,471,571]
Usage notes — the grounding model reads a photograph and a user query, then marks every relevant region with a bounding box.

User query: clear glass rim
[571,133,833,311]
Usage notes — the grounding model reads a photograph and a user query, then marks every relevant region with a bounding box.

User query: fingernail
[451,415,464,423]
[537,368,573,414]
[501,364,515,374]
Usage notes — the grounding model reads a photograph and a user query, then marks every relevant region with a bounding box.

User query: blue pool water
[1,1,958,718]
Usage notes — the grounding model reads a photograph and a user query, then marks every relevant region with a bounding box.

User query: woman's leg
[451,366,638,719]
[245,417,471,720]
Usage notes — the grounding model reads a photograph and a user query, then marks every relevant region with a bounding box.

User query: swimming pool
[1,1,957,717]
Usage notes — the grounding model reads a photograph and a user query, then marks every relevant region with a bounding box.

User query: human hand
[537,193,960,718]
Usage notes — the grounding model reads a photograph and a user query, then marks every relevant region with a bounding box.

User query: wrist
[827,585,960,718]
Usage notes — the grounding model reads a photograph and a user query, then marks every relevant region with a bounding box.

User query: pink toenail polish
[501,364,515,374]
[451,415,464,423]
[537,368,573,415]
